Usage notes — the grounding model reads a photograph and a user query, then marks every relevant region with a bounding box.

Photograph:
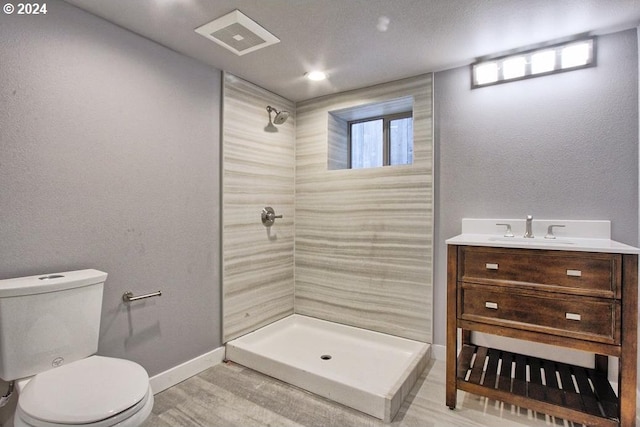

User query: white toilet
[0,270,154,427]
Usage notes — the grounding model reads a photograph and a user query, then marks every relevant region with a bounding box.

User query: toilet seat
[14,356,152,427]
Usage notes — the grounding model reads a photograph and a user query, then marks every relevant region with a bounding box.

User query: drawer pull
[485,302,498,309]
[485,263,499,270]
[565,312,582,321]
[566,269,582,277]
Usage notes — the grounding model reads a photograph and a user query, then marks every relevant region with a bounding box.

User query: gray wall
[222,73,295,342]
[0,0,221,378]
[433,28,639,346]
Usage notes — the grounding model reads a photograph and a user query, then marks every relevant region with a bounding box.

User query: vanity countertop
[446,218,639,254]
[446,233,639,254]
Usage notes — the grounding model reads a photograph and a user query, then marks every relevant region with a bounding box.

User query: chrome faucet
[524,215,534,238]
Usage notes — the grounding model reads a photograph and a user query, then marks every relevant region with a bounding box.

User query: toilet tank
[0,269,106,381]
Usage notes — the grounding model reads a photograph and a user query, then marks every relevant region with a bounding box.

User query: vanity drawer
[459,246,620,297]
[460,284,620,344]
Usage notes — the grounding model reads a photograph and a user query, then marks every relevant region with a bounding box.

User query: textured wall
[222,74,295,342]
[295,75,433,342]
[433,29,639,346]
[0,0,221,378]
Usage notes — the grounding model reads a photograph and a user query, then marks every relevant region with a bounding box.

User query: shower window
[348,112,413,169]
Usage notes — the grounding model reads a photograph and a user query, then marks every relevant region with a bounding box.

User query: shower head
[266,105,290,125]
[273,110,289,125]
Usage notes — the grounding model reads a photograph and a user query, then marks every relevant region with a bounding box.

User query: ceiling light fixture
[471,36,595,89]
[306,71,327,81]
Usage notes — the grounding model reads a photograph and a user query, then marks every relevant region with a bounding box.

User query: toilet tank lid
[0,269,107,298]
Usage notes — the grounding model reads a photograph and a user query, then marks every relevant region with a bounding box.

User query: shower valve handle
[261,207,282,226]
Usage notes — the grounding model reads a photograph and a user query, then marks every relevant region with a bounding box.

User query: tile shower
[221,72,434,419]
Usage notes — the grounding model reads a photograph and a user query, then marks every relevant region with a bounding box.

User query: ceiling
[63,0,640,102]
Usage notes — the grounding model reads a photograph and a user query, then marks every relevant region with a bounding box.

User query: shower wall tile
[222,73,295,342]
[295,74,433,342]
[327,113,348,170]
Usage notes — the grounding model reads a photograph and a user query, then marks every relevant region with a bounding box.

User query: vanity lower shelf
[456,344,619,426]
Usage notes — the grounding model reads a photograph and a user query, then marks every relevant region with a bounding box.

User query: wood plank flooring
[144,359,637,426]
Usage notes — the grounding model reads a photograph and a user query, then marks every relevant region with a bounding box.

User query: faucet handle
[545,224,565,239]
[524,215,534,238]
[496,223,514,237]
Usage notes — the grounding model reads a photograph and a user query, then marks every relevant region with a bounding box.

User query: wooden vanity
[446,239,638,427]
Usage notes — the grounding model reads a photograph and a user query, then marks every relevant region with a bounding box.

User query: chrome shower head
[273,110,289,125]
[266,105,290,125]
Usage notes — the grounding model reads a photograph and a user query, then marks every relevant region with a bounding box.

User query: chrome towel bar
[122,290,162,302]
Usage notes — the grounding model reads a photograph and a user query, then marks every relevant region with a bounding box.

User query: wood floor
[143,358,632,427]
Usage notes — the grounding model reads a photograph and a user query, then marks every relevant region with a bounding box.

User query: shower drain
[320,354,332,360]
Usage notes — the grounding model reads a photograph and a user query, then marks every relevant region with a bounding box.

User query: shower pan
[226,314,430,422]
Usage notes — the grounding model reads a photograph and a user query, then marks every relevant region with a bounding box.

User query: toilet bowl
[11,356,153,427]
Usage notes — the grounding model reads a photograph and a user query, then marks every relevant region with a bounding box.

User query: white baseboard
[149,346,225,394]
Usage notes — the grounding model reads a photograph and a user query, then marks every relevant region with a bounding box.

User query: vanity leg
[446,245,459,409]
[445,329,457,409]
[619,254,638,426]
[619,343,637,426]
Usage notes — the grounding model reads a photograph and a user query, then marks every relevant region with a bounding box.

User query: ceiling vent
[195,10,280,56]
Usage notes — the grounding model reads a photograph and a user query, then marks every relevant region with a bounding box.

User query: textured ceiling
[63,0,640,102]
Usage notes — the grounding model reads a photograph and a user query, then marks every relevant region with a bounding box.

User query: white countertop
[446,218,639,254]
[446,233,640,254]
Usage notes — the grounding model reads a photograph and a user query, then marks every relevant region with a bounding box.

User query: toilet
[0,270,153,427]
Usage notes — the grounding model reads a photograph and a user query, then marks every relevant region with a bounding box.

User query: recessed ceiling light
[306,71,327,81]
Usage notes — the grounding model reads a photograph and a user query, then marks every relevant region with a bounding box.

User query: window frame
[347,111,413,169]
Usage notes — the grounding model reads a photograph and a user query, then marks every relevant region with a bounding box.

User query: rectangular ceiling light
[471,37,595,89]
[195,10,280,56]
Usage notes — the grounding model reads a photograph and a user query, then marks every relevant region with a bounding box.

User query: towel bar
[122,290,162,302]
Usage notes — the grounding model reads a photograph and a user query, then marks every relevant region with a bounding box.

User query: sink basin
[488,237,574,244]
